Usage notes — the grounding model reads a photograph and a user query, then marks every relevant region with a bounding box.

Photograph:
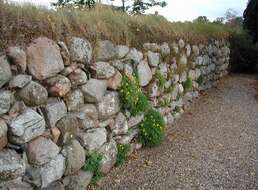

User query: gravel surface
[99,74,258,190]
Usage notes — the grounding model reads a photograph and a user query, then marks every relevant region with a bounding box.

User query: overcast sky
[15,0,248,21]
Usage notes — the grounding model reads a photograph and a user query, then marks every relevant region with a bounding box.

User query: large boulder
[0,90,13,116]
[97,140,117,174]
[64,89,84,112]
[77,104,98,120]
[69,37,92,64]
[63,170,92,190]
[41,99,67,128]
[26,136,60,166]
[147,51,160,67]
[62,140,85,176]
[0,55,12,88]
[8,108,46,145]
[27,37,64,80]
[160,42,170,56]
[107,70,122,90]
[68,68,88,87]
[77,128,107,153]
[0,149,26,181]
[44,75,71,97]
[95,40,116,61]
[0,119,8,150]
[125,48,143,64]
[97,91,120,120]
[56,115,78,145]
[137,60,152,87]
[0,178,33,190]
[18,81,48,106]
[90,62,116,79]
[9,74,32,89]
[116,45,129,59]
[112,112,128,136]
[6,46,27,73]
[25,154,65,188]
[81,79,107,103]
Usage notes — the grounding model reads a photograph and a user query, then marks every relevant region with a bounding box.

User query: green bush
[115,144,130,167]
[139,108,165,147]
[83,152,103,184]
[155,69,166,89]
[196,75,204,85]
[119,74,149,116]
[183,78,193,92]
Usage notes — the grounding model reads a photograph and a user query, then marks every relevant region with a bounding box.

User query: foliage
[83,152,103,184]
[0,1,234,51]
[243,0,258,43]
[213,17,225,25]
[52,0,96,9]
[115,144,130,166]
[229,31,258,73]
[183,78,193,92]
[155,69,166,89]
[139,108,165,147]
[131,0,167,15]
[193,16,210,24]
[119,74,149,116]
[196,75,204,85]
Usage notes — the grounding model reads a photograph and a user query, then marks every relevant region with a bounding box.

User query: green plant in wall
[83,152,103,184]
[119,74,149,116]
[197,75,204,85]
[155,69,166,90]
[183,78,193,92]
[139,108,165,147]
[115,144,130,167]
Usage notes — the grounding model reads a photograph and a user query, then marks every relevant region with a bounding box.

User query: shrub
[115,144,130,167]
[196,75,204,85]
[155,69,166,89]
[83,152,103,184]
[119,74,149,116]
[183,78,193,92]
[229,31,258,73]
[139,108,165,147]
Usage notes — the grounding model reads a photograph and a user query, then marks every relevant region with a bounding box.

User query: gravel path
[99,74,258,190]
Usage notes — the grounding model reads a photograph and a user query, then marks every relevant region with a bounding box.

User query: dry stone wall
[0,36,230,189]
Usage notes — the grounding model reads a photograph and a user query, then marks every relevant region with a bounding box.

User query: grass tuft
[115,144,130,167]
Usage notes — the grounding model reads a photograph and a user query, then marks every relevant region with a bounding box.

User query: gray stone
[128,114,144,128]
[171,42,179,55]
[112,112,128,136]
[65,89,84,112]
[69,37,92,64]
[78,104,98,120]
[68,69,88,87]
[159,62,168,78]
[116,45,129,59]
[9,74,32,88]
[81,79,107,103]
[90,62,116,79]
[178,39,185,48]
[97,92,120,120]
[72,112,98,130]
[42,181,64,190]
[77,128,107,152]
[185,44,191,57]
[107,70,122,90]
[26,136,60,166]
[95,40,116,61]
[149,82,159,98]
[192,45,200,56]
[62,140,85,176]
[99,118,114,128]
[18,81,48,106]
[111,60,124,71]
[137,60,152,87]
[27,37,64,80]
[147,51,160,67]
[0,149,25,181]
[98,140,117,174]
[0,90,13,115]
[126,48,143,64]
[160,42,170,56]
[179,71,187,83]
[114,128,139,145]
[56,115,78,145]
[0,178,33,190]
[58,41,70,66]
[6,46,27,73]
[179,54,187,65]
[8,108,46,145]
[0,119,8,150]
[143,43,160,52]
[41,99,67,128]
[124,63,133,76]
[0,56,12,88]
[44,75,71,97]
[63,170,92,190]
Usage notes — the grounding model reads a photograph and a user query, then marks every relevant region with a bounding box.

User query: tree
[243,0,258,43]
[213,17,225,25]
[131,0,167,14]
[52,0,96,9]
[193,16,210,24]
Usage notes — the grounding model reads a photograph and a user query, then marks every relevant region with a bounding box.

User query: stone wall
[0,36,230,189]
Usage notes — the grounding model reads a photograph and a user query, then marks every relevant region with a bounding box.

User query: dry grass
[0,0,236,50]
[255,79,258,102]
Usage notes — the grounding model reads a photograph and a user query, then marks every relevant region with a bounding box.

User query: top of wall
[0,1,234,51]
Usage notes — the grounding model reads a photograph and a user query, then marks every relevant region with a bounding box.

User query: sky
[14,0,248,21]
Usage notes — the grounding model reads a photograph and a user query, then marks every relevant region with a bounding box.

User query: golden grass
[256,79,258,102]
[0,0,237,50]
